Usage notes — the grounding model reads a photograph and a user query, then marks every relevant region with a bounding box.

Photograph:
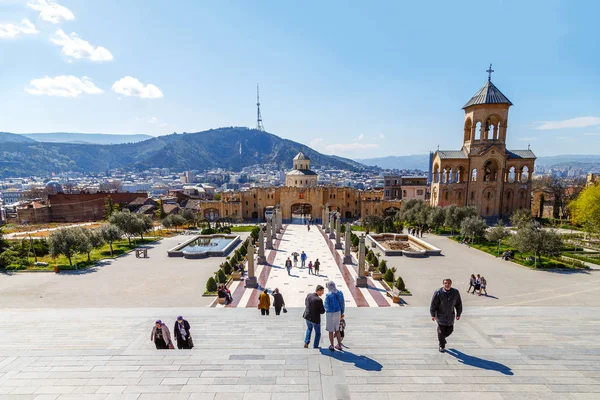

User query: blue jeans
[304,320,321,348]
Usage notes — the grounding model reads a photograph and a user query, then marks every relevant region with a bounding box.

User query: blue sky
[1,0,599,158]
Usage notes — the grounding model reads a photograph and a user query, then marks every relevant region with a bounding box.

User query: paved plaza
[1,223,599,399]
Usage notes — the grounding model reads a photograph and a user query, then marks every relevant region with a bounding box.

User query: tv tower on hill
[256,83,265,131]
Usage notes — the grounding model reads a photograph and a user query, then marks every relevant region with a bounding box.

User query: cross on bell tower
[486,63,494,81]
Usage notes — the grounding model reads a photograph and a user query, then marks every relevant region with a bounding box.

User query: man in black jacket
[173,316,193,349]
[430,279,462,353]
[303,285,325,348]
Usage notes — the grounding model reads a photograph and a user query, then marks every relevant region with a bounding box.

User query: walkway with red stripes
[218,223,394,308]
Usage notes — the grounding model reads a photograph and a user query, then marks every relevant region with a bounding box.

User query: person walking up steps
[308,260,313,275]
[314,259,320,276]
[285,257,292,275]
[293,252,299,268]
[258,289,271,316]
[301,251,307,268]
[151,320,173,350]
[324,281,345,351]
[303,285,325,348]
[430,278,462,353]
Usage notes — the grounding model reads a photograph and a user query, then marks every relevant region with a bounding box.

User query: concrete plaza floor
[1,223,599,399]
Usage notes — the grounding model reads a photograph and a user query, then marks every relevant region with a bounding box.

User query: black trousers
[261,308,269,316]
[437,324,454,347]
[275,306,282,315]
[177,337,191,349]
[154,338,169,349]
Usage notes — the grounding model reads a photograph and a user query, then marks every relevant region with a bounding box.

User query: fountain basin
[167,235,241,259]
[367,233,441,257]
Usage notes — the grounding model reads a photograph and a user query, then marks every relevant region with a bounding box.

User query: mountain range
[20,133,154,145]
[0,128,367,178]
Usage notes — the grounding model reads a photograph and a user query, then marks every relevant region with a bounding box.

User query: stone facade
[191,153,402,222]
[384,176,427,201]
[430,74,536,219]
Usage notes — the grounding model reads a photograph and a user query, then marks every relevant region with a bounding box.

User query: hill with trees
[0,127,367,177]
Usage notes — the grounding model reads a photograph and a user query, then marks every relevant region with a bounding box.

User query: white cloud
[583,132,600,136]
[356,133,365,141]
[326,143,380,152]
[310,138,325,148]
[533,116,600,130]
[50,29,113,61]
[0,19,38,38]
[518,137,536,141]
[379,133,385,139]
[27,0,74,24]
[111,76,163,99]
[148,117,160,124]
[25,75,103,97]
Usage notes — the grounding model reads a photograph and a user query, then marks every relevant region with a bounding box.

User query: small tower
[286,152,318,188]
[462,64,512,153]
[256,83,265,131]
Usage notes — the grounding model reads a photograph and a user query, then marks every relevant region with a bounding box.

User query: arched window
[455,167,463,183]
[496,121,502,140]
[433,164,440,183]
[483,160,498,182]
[464,118,472,142]
[507,166,516,183]
[487,122,495,140]
[521,166,530,182]
[487,191,491,200]
[475,122,482,140]
[471,169,477,182]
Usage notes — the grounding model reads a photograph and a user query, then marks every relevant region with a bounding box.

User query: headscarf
[326,281,338,293]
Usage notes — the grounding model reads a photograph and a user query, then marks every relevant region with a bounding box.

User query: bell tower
[462,64,512,154]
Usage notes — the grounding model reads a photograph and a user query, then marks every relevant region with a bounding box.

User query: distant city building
[384,176,427,200]
[1,189,24,205]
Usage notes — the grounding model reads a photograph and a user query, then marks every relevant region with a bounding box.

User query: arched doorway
[203,208,220,222]
[291,203,312,224]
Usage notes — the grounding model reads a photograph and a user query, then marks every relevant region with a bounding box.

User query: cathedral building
[429,69,536,219]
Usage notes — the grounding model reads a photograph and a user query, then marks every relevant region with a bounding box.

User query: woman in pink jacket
[150,320,173,349]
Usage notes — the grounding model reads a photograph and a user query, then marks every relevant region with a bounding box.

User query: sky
[1,0,599,159]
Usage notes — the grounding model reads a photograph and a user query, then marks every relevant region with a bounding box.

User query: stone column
[324,207,330,233]
[257,227,266,264]
[277,207,283,232]
[356,234,367,287]
[335,217,342,249]
[266,220,273,250]
[245,237,258,288]
[329,213,336,239]
[343,222,352,264]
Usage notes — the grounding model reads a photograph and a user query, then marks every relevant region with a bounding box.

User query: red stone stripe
[246,225,287,308]
[318,227,370,307]
[346,253,391,307]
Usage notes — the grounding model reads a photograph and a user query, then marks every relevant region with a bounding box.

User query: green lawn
[450,236,588,270]
[230,225,258,232]
[563,252,600,266]
[4,237,161,271]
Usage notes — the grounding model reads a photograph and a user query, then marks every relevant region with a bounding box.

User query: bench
[386,288,401,304]
[217,297,226,305]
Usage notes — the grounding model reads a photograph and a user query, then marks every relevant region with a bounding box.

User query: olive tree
[109,210,139,245]
[48,227,86,268]
[510,222,563,267]
[510,208,533,229]
[460,216,488,243]
[100,224,122,256]
[428,207,446,233]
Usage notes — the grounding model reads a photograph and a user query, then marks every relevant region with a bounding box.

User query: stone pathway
[223,224,392,308]
[0,307,599,399]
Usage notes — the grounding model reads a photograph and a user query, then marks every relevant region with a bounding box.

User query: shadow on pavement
[445,349,513,375]
[319,349,383,371]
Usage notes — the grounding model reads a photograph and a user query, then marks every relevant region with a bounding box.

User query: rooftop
[463,79,513,109]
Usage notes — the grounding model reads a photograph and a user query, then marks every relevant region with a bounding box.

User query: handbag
[187,336,194,349]
[283,307,288,313]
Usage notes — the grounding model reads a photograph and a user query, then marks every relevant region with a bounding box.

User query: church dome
[293,151,309,161]
[45,180,63,194]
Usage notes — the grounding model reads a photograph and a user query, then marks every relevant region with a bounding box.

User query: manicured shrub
[379,259,387,274]
[201,228,216,235]
[383,269,394,283]
[222,261,233,275]
[216,269,227,283]
[206,276,217,292]
[371,256,379,270]
[394,277,406,292]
